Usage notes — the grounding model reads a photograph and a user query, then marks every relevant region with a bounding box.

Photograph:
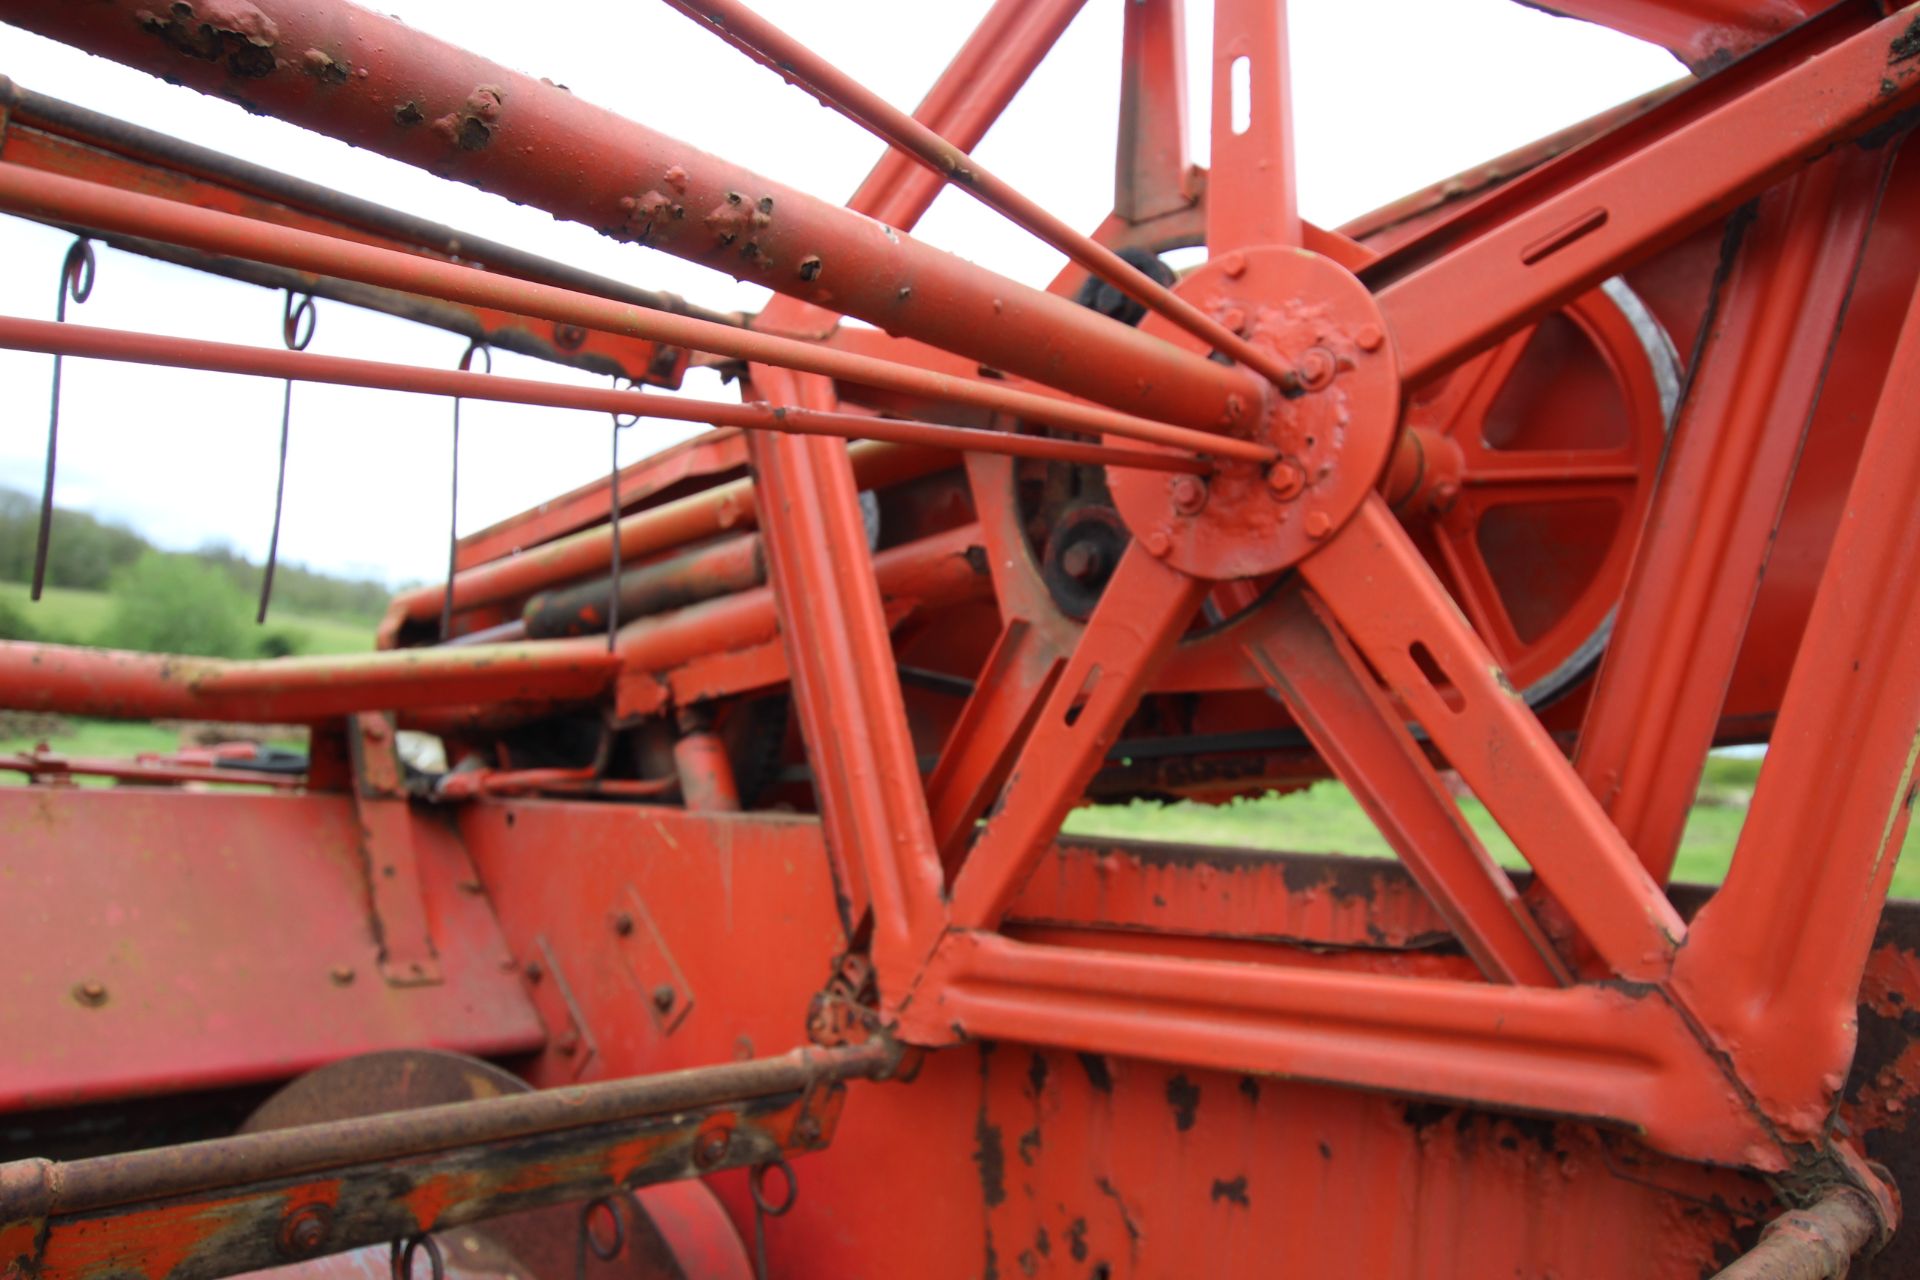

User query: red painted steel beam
[1115,0,1194,224]
[900,930,1781,1168]
[0,315,1205,475]
[1543,0,1824,71]
[1207,0,1300,251]
[0,163,1270,463]
[0,637,619,722]
[0,0,1267,433]
[1369,0,1920,384]
[739,365,947,983]
[663,0,1303,392]
[1574,151,1887,882]
[1673,266,1920,1142]
[948,546,1209,929]
[1242,591,1569,987]
[846,0,1090,230]
[1300,498,1685,981]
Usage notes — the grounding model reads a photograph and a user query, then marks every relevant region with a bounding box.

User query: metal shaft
[0,0,1265,433]
[0,162,1266,461]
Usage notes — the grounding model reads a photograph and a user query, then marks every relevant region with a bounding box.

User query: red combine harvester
[2,0,1919,1275]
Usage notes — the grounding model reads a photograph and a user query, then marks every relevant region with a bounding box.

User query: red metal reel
[1108,247,1400,580]
[1392,280,1677,704]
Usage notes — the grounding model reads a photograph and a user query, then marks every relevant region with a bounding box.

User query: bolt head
[1355,323,1385,352]
[1305,510,1335,539]
[556,1030,579,1057]
[329,965,356,987]
[1144,528,1172,558]
[72,981,108,1008]
[694,1126,733,1169]
[611,912,635,937]
[652,983,677,1012]
[524,960,544,984]
[1298,346,1336,390]
[1220,251,1247,279]
[1169,475,1208,516]
[1266,461,1305,501]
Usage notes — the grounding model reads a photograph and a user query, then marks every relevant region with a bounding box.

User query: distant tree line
[0,488,389,619]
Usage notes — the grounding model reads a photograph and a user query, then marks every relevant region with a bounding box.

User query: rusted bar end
[1714,1185,1885,1280]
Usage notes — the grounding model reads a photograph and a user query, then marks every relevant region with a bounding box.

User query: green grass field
[0,581,375,655]
[1065,752,1920,898]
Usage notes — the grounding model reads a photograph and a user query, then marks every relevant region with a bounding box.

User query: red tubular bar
[739,365,948,977]
[846,0,1091,229]
[0,315,1205,476]
[663,0,1302,392]
[384,443,948,632]
[0,639,618,723]
[0,163,1269,463]
[613,521,987,678]
[0,0,1267,434]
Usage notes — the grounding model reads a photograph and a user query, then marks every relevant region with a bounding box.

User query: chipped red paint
[2,1,1920,1276]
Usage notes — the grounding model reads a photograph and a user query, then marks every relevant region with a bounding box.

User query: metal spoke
[661,0,1304,394]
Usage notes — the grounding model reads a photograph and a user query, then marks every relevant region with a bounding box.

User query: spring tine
[259,293,316,624]
[443,341,490,641]
[32,238,96,601]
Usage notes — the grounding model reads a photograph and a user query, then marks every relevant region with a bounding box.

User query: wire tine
[33,237,95,601]
[444,341,490,641]
[608,378,639,653]
[259,292,316,624]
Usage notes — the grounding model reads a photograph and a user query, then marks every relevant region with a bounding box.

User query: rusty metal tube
[389,441,946,631]
[0,1043,894,1219]
[523,532,764,640]
[616,522,987,674]
[0,2,1266,434]
[0,638,619,723]
[1712,1187,1882,1280]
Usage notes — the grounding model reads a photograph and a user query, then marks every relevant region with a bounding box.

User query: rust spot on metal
[135,1,279,78]
[1893,15,1920,63]
[1165,1074,1199,1131]
[1209,1175,1250,1206]
[705,191,771,248]
[393,100,424,126]
[300,48,347,85]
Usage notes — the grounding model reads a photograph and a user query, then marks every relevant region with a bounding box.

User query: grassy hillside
[1065,752,1920,898]
[0,581,374,655]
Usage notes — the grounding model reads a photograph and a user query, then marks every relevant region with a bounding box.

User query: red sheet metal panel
[0,788,541,1111]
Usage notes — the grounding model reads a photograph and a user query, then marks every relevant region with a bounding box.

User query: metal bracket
[346,712,441,987]
[524,935,599,1079]
[614,885,695,1037]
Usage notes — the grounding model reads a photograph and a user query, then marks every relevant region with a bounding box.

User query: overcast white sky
[0,1,1681,586]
